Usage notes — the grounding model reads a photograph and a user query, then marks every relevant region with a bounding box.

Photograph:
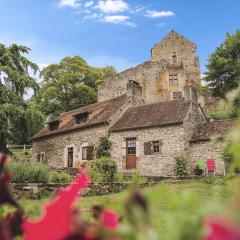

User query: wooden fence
[7,144,33,152]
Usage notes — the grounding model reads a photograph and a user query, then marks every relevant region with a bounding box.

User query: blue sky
[0,0,240,73]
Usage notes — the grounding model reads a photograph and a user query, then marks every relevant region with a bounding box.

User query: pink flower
[22,171,90,240]
[101,209,120,230]
[204,217,240,240]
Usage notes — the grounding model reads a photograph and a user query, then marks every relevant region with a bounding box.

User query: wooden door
[126,138,136,170]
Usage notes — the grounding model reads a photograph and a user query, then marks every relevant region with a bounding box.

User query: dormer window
[75,112,88,124]
[172,53,177,63]
[48,121,59,131]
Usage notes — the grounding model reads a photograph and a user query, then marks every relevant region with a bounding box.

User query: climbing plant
[95,136,112,158]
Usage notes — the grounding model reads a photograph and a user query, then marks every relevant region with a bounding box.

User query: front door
[126,138,136,170]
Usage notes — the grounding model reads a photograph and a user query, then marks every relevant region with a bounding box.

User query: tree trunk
[0,134,12,155]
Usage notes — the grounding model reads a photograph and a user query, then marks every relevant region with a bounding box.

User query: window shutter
[87,146,94,160]
[160,141,163,154]
[144,142,152,155]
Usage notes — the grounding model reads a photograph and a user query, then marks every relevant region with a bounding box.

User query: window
[144,141,163,155]
[37,153,41,162]
[82,147,88,160]
[127,138,136,155]
[49,121,59,131]
[169,75,178,85]
[173,92,183,100]
[153,141,161,153]
[67,147,73,168]
[172,54,177,63]
[75,113,88,124]
[36,152,45,163]
[82,146,94,160]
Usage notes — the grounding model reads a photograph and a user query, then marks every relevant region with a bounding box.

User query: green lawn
[19,178,237,239]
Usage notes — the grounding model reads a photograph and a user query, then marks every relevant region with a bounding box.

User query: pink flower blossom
[22,171,90,240]
[204,217,240,240]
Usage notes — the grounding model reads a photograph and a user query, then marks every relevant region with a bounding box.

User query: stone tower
[98,30,201,104]
[151,30,200,84]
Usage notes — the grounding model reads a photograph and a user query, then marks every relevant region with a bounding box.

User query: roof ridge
[128,98,188,109]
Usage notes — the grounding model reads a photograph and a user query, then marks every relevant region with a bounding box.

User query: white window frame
[64,144,75,168]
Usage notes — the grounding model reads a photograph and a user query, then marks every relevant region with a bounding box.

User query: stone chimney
[127,80,143,104]
[183,79,198,104]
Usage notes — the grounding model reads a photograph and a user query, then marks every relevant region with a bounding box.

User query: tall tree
[205,29,240,97]
[0,44,44,153]
[34,56,116,118]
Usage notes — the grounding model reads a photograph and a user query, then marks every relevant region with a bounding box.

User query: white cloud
[83,13,102,20]
[145,10,175,18]
[102,15,129,23]
[59,0,80,8]
[95,0,128,13]
[84,1,94,8]
[130,6,145,13]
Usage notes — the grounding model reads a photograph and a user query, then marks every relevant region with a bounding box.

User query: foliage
[205,29,240,98]
[89,157,118,183]
[0,43,44,151]
[49,171,73,184]
[197,83,210,96]
[130,170,146,186]
[34,56,116,118]
[202,176,227,185]
[174,154,188,176]
[222,141,235,171]
[95,136,112,158]
[5,161,49,183]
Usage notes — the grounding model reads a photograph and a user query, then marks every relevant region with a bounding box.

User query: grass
[18,178,237,239]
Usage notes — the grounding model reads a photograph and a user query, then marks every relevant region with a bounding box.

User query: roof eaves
[110,121,183,132]
[32,121,108,141]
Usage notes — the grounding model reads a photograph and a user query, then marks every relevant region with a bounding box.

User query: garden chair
[206,158,216,176]
[198,159,206,176]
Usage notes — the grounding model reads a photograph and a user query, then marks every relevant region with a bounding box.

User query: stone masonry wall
[98,32,200,105]
[110,124,186,176]
[151,31,200,82]
[32,125,108,168]
[98,61,197,104]
[189,140,225,175]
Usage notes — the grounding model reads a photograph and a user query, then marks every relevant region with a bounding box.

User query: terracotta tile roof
[33,94,128,140]
[110,99,191,132]
[190,119,235,142]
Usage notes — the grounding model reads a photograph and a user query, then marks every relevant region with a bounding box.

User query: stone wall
[98,31,201,104]
[183,103,207,150]
[110,124,186,176]
[110,103,206,176]
[10,182,154,199]
[189,140,225,175]
[32,125,108,168]
[151,31,200,83]
[10,178,199,199]
[198,95,221,116]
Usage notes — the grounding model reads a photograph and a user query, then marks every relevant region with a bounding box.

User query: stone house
[32,31,233,176]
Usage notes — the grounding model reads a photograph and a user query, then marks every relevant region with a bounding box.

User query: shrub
[203,176,227,185]
[174,154,188,176]
[6,161,49,183]
[222,141,240,173]
[95,136,112,158]
[89,157,118,182]
[49,171,73,184]
[130,170,146,186]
